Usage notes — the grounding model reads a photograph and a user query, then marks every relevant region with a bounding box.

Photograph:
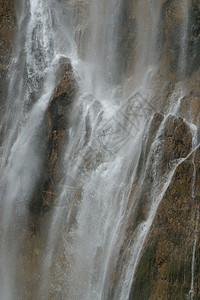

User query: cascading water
[188,210,199,300]
[0,0,199,299]
[0,0,68,298]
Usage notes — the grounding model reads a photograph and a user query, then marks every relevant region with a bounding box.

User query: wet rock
[136,113,164,178]
[126,114,198,300]
[161,115,193,163]
[161,0,200,79]
[47,57,77,132]
[130,146,200,300]
[114,0,137,81]
[134,114,192,226]
[0,0,16,107]
[108,112,194,298]
[29,58,77,219]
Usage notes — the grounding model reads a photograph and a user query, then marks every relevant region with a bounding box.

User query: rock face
[1,0,200,299]
[164,0,200,78]
[125,3,200,298]
[107,112,195,298]
[0,0,16,107]
[134,114,193,229]
[117,0,200,83]
[130,146,200,300]
[30,58,77,218]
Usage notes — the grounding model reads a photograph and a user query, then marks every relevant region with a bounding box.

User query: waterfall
[0,0,198,299]
[178,0,190,78]
[188,210,199,300]
[0,0,65,298]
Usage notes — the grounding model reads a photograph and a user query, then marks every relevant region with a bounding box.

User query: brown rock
[130,145,200,300]
[107,112,194,299]
[29,58,77,220]
[0,0,16,108]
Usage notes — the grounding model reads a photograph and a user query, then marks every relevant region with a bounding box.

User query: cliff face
[0,0,16,107]
[30,57,77,218]
[164,0,200,78]
[107,113,196,299]
[126,1,200,299]
[1,0,200,299]
[130,146,200,300]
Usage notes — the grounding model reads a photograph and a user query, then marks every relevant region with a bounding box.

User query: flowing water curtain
[25,0,55,101]
[40,2,166,300]
[178,0,191,78]
[0,0,198,299]
[25,1,199,299]
[0,0,59,299]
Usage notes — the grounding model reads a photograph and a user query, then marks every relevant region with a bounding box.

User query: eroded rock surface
[1,1,200,299]
[134,114,193,227]
[130,146,200,300]
[30,58,77,218]
[0,0,16,107]
[107,113,195,299]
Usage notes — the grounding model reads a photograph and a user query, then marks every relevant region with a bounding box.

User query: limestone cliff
[127,2,200,299]
[30,57,77,218]
[107,113,196,299]
[1,0,200,299]
[0,0,16,107]
[130,146,200,300]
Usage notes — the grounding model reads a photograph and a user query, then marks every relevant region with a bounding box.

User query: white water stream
[0,0,197,299]
[188,210,199,300]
